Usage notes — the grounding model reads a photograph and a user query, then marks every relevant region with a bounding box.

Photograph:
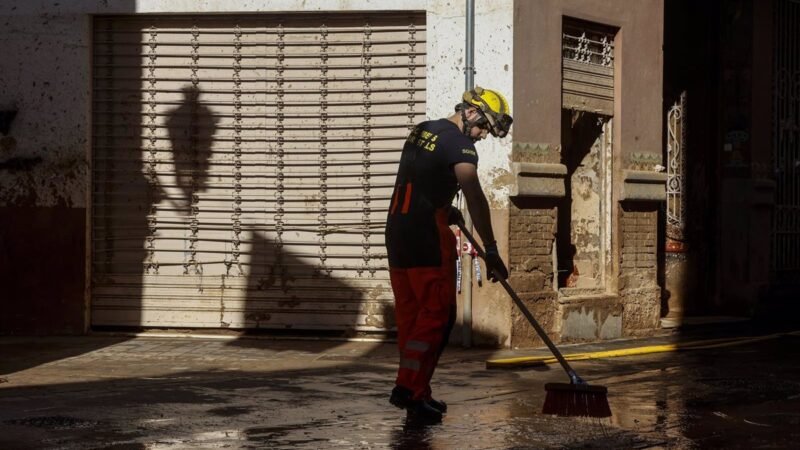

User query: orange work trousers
[389,209,457,401]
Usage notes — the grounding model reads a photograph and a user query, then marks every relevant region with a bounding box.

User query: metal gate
[772,1,800,283]
[91,14,426,331]
[666,92,686,249]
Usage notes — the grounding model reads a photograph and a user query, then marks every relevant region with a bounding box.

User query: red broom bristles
[542,383,612,418]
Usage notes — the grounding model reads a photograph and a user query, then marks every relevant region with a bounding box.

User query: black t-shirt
[385,119,478,268]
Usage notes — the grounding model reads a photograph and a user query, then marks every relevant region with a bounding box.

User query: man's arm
[453,162,509,282]
[453,162,495,245]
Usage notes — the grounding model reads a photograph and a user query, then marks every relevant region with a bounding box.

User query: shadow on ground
[0,337,130,377]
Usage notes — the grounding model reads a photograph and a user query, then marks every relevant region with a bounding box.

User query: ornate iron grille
[667,92,686,244]
[562,21,615,68]
[772,0,800,282]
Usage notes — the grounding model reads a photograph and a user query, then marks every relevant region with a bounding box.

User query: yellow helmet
[461,86,513,138]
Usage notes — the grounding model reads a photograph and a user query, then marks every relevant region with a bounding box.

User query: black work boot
[427,398,447,414]
[406,400,443,425]
[389,385,413,409]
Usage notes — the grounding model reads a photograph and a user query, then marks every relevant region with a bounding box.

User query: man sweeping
[385,86,513,424]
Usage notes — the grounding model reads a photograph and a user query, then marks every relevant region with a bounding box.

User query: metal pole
[466,0,475,90]
[462,0,475,348]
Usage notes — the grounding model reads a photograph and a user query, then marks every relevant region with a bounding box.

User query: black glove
[483,241,509,282]
[447,206,464,226]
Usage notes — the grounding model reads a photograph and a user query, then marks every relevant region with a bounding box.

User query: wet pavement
[1,330,799,449]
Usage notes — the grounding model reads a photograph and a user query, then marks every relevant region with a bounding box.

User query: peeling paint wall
[570,142,602,288]
[561,300,622,342]
[0,0,136,334]
[0,7,92,207]
[561,116,607,290]
[425,1,513,209]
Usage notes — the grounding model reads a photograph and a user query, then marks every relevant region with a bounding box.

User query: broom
[456,220,612,418]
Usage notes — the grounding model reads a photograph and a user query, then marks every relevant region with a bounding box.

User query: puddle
[207,406,253,417]
[5,415,99,430]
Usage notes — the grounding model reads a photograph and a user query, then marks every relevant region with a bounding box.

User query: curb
[486,330,800,369]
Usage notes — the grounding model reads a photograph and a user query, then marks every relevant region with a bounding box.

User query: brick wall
[508,202,560,346]
[509,207,556,288]
[619,204,661,332]
[620,208,658,276]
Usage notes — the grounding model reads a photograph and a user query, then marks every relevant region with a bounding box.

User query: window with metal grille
[562,18,617,115]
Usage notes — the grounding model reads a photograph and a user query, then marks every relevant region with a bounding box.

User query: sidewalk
[0,320,749,388]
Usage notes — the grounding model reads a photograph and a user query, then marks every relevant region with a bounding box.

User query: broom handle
[456,221,584,385]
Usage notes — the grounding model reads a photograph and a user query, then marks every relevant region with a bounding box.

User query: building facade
[0,0,698,347]
[0,0,516,341]
[662,0,800,323]
[509,0,665,346]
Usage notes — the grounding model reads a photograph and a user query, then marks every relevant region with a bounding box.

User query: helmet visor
[493,113,513,138]
[486,111,513,138]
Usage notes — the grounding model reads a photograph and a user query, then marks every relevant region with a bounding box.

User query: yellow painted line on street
[486,330,800,369]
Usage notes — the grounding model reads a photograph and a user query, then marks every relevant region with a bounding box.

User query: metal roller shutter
[91,14,426,332]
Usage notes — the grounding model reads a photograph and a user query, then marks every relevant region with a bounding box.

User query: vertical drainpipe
[462,0,475,348]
